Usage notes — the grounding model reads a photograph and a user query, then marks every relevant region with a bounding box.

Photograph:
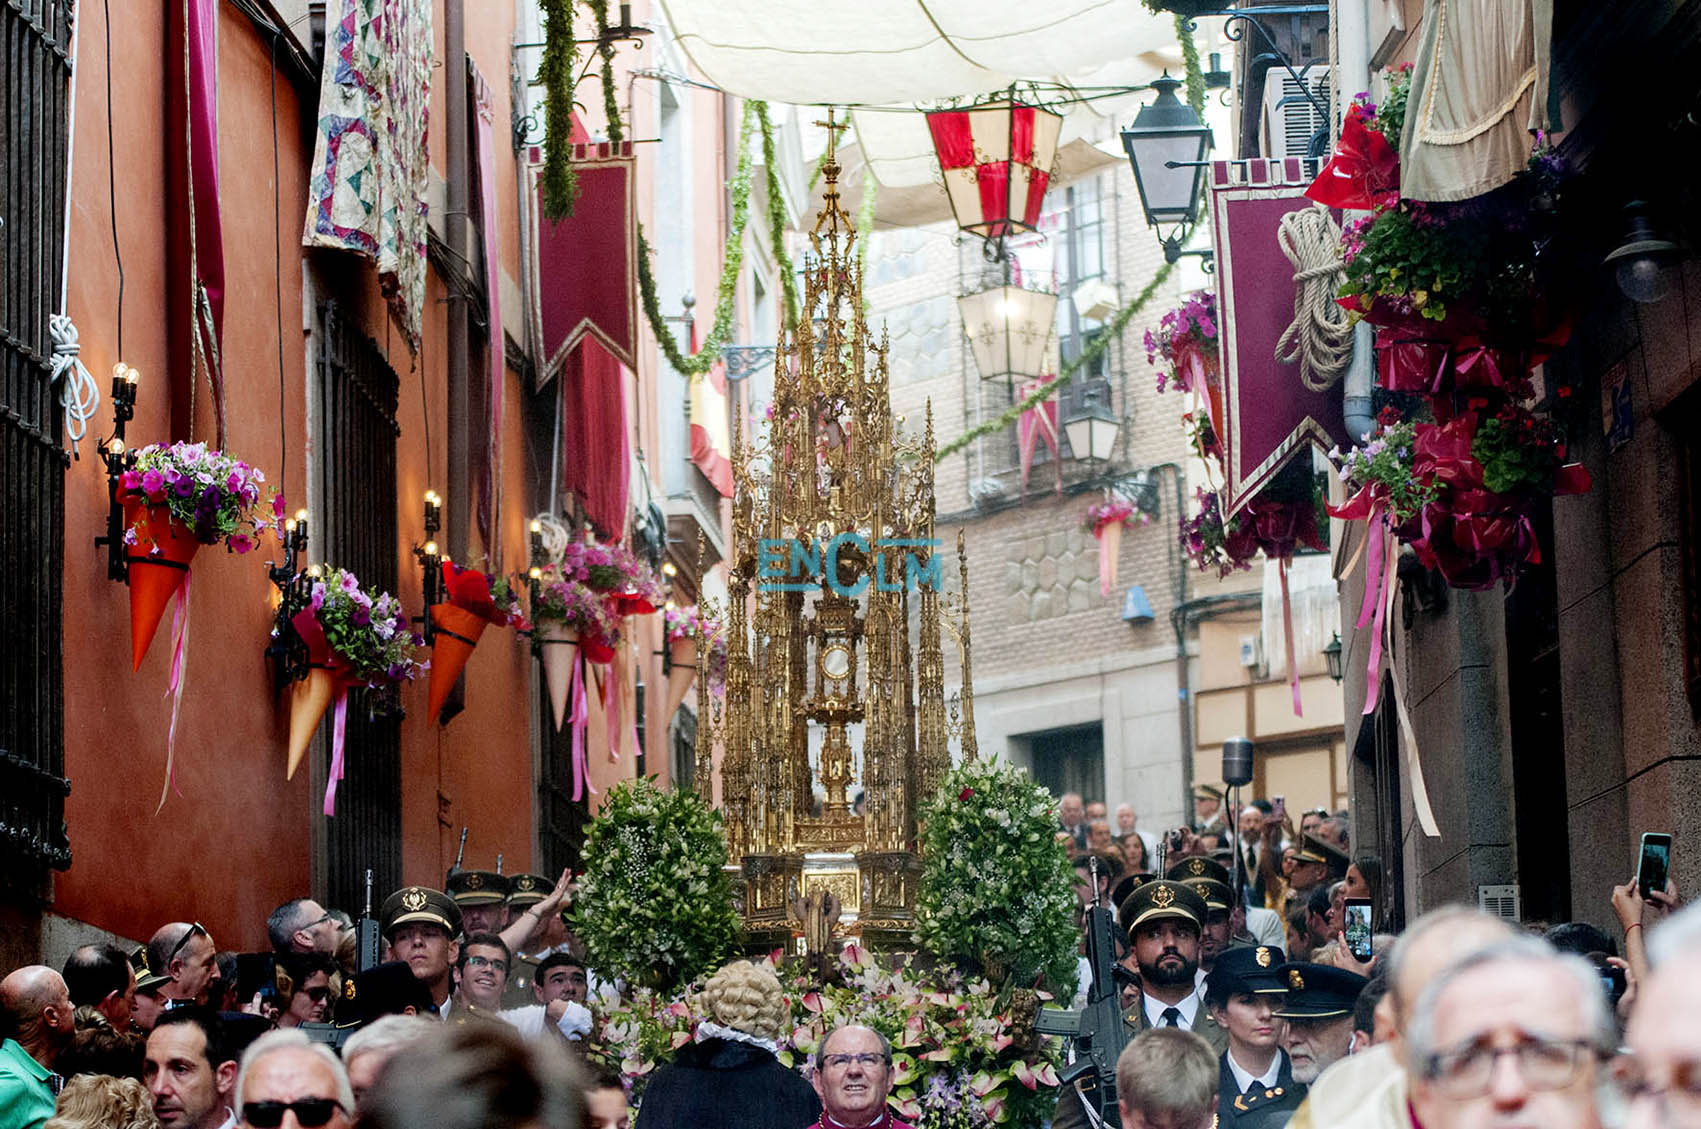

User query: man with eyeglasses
[145,1006,239,1129]
[147,922,219,1009]
[266,900,340,957]
[1406,936,1615,1129]
[1620,901,1701,1129]
[811,1025,914,1129]
[451,933,511,1016]
[234,1030,352,1129]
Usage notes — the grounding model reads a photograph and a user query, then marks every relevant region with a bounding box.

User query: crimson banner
[527,142,639,377]
[1208,159,1348,516]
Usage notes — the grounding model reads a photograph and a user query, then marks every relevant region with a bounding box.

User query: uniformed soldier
[445,869,511,936]
[1055,880,1229,1129]
[1272,962,1367,1084]
[1168,854,1287,952]
[1205,944,1305,1129]
[1193,784,1229,836]
[335,959,437,1028]
[378,886,462,1020]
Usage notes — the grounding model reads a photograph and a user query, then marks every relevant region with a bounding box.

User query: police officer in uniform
[1272,962,1367,1085]
[1206,945,1305,1129]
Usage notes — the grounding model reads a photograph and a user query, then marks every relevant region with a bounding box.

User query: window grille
[0,0,73,883]
[315,300,402,911]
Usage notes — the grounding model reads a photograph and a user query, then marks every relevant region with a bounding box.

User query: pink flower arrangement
[1083,499,1144,533]
[119,441,274,554]
[663,604,728,691]
[1144,289,1219,394]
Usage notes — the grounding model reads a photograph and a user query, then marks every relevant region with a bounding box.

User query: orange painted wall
[54,0,547,949]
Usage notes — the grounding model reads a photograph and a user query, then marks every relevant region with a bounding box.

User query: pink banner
[1016,375,1060,497]
[527,143,639,375]
[1208,160,1348,516]
[471,59,504,559]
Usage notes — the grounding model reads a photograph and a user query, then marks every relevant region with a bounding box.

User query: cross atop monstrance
[691,107,980,953]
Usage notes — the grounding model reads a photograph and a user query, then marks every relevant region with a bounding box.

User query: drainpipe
[445,0,470,562]
[1335,0,1377,442]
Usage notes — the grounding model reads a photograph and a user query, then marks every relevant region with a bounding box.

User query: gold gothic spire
[696,113,976,951]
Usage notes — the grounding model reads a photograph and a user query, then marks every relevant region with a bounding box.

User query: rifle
[356,867,381,971]
[1034,856,1134,1127]
[446,827,468,885]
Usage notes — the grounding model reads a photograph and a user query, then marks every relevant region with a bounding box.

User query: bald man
[147,922,218,1008]
[1283,906,1516,1129]
[0,966,77,1129]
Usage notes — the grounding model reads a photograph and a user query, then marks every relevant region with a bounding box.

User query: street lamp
[1121,74,1214,262]
[1605,201,1684,304]
[927,94,1063,244]
[958,281,1057,385]
[1322,632,1344,683]
[1062,385,1120,462]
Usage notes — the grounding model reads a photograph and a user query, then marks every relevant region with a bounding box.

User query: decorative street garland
[539,0,578,220]
[753,101,800,331]
[1175,12,1207,119]
[587,0,624,144]
[935,259,1176,461]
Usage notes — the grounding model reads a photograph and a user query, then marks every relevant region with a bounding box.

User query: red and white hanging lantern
[927,97,1063,241]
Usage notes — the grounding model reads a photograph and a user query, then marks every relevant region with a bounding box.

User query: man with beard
[446,870,510,938]
[378,886,462,1019]
[144,1006,238,1129]
[1056,881,1228,1129]
[1274,964,1367,1085]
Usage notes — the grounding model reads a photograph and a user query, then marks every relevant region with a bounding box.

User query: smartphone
[1591,953,1627,1007]
[1344,898,1373,960]
[1272,796,1286,821]
[1638,832,1673,900]
[234,953,278,1004]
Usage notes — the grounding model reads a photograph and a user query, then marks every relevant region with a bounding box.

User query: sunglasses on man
[241,1099,344,1128]
[167,922,209,966]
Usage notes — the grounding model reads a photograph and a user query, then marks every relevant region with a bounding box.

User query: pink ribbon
[568,653,595,801]
[604,652,622,761]
[1280,558,1302,717]
[1361,522,1396,715]
[158,571,192,812]
[322,689,351,817]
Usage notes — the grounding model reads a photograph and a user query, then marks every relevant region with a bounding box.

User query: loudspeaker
[1222,737,1255,787]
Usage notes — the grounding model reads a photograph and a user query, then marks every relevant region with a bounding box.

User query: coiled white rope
[533,512,573,564]
[49,314,102,455]
[1274,205,1354,392]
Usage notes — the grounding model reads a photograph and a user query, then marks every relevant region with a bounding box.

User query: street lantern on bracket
[1121,73,1214,263]
[958,281,1057,386]
[927,95,1063,245]
[1063,384,1120,463]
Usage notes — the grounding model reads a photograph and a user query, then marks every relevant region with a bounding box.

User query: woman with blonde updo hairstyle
[46,1074,160,1129]
[631,960,820,1128]
[699,960,787,1042]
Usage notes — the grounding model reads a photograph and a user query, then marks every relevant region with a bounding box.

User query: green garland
[856,164,878,317]
[587,0,624,144]
[1176,13,1207,118]
[637,100,758,377]
[539,0,578,220]
[753,101,800,331]
[935,260,1176,462]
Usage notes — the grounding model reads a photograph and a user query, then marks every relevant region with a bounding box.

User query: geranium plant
[533,563,619,659]
[1144,289,1218,394]
[308,568,425,689]
[567,777,742,996]
[1180,487,1254,578]
[120,441,273,553]
[914,760,1080,998]
[1083,498,1140,532]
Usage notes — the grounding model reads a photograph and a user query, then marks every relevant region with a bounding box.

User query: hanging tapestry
[527,141,639,376]
[302,0,432,348]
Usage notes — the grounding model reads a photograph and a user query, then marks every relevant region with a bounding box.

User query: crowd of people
[0,791,1689,1129]
[1054,785,1689,1129]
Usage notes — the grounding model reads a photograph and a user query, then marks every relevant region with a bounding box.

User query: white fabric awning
[655,0,1180,106]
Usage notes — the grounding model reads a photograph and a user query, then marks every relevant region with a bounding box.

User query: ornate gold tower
[693,115,978,952]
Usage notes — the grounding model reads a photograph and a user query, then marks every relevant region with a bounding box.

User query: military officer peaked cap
[1122,879,1206,935]
[1294,834,1350,879]
[1166,855,1232,886]
[1205,943,1287,1000]
[336,960,436,1027]
[446,869,509,906]
[1186,877,1234,911]
[380,885,462,938]
[505,873,553,908]
[1193,783,1225,802]
[1271,962,1368,1019]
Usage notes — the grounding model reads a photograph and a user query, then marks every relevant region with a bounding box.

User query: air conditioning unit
[1477,884,1522,922]
[1263,71,1332,159]
[1239,634,1265,671]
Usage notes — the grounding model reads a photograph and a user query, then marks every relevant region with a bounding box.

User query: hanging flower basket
[284,569,422,813]
[1084,499,1142,598]
[118,442,273,669]
[426,562,524,724]
[531,562,620,730]
[660,604,726,722]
